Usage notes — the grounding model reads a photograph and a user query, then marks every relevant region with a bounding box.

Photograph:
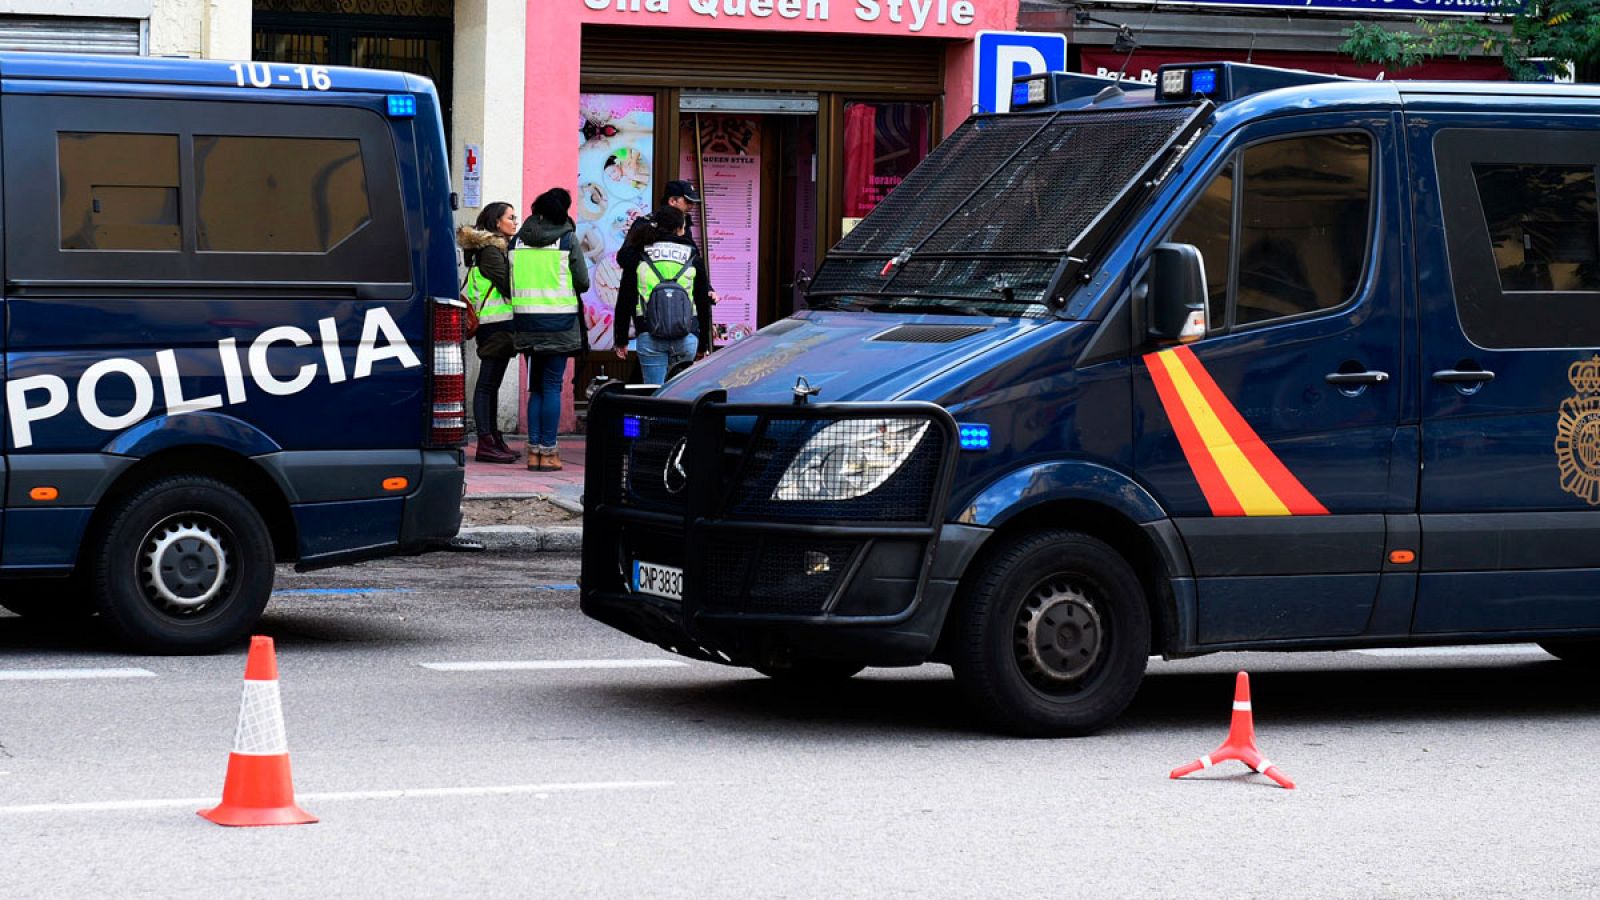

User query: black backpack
[642,255,697,341]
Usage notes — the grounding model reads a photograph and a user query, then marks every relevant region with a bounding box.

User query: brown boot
[542,448,563,472]
[527,449,544,471]
[490,431,513,454]
[474,436,517,464]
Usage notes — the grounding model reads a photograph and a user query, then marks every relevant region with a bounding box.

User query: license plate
[632,560,684,601]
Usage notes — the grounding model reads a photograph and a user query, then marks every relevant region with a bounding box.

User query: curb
[462,492,585,515]
[460,525,582,553]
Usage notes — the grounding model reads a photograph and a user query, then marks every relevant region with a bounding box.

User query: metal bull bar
[581,382,960,664]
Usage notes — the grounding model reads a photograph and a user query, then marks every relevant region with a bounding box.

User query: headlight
[772,418,930,501]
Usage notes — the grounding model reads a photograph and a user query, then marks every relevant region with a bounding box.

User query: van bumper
[579,387,976,668]
[582,522,989,667]
[289,448,464,571]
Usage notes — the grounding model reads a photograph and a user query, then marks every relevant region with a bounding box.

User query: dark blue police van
[584,63,1600,735]
[0,53,466,652]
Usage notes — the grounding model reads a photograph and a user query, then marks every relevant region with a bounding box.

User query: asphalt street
[2,551,1598,898]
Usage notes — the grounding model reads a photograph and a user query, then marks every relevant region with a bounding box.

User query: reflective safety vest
[510,242,577,316]
[463,265,513,325]
[635,243,697,318]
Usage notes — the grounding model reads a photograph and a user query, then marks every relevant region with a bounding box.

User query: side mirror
[1146,243,1208,343]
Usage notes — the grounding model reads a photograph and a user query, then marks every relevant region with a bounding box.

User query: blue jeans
[525,354,568,450]
[637,332,698,386]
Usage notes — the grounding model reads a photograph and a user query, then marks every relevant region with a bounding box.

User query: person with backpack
[511,187,589,472]
[612,205,712,385]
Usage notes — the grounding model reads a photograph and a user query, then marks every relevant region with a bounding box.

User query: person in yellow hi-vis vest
[512,188,589,472]
[457,201,520,464]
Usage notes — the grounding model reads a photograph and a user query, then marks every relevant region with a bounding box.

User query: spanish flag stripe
[1146,349,1246,516]
[1154,351,1291,516]
[1171,347,1329,515]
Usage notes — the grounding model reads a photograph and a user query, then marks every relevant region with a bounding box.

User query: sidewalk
[463,434,585,506]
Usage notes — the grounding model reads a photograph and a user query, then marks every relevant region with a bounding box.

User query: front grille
[609,414,689,513]
[704,537,862,615]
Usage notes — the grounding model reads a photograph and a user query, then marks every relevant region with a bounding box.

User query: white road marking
[419,659,691,672]
[0,668,156,682]
[1353,645,1551,658]
[0,780,673,816]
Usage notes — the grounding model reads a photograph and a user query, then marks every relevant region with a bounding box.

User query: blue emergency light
[1190,67,1218,96]
[386,94,416,117]
[958,423,991,451]
[622,415,642,439]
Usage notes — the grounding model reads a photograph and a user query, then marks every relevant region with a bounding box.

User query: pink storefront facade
[525,0,1017,405]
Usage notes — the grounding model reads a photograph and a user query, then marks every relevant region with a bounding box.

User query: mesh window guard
[813,104,1206,304]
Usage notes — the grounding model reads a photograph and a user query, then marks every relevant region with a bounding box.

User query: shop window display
[577,93,654,351]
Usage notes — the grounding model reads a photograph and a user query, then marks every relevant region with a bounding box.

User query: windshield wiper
[863,301,984,317]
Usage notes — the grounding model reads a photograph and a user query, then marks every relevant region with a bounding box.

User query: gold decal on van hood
[1555,356,1600,506]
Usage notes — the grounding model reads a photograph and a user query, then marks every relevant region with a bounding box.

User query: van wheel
[91,476,275,654]
[1540,639,1600,665]
[953,529,1150,737]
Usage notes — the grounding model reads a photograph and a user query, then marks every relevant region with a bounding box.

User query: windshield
[809,103,1206,313]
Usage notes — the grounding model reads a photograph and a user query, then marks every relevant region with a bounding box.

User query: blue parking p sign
[974,31,1069,115]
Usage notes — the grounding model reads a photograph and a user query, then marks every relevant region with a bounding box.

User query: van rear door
[1409,115,1600,634]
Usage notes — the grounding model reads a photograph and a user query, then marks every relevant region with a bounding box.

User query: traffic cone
[199,636,318,826]
[1169,671,1295,789]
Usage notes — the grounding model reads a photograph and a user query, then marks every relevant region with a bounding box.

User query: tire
[952,529,1150,737]
[0,577,93,621]
[91,476,275,654]
[1540,639,1600,666]
[755,658,867,684]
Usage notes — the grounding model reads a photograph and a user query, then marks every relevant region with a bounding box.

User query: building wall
[141,0,250,59]
[455,0,529,435]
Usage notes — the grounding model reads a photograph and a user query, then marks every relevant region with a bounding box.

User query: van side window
[1434,129,1600,348]
[1236,133,1371,325]
[1472,164,1600,293]
[1172,132,1373,331]
[1171,162,1232,329]
[195,136,371,253]
[58,132,181,251]
[5,95,410,289]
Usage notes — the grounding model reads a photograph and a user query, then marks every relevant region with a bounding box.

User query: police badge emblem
[1555,355,1600,506]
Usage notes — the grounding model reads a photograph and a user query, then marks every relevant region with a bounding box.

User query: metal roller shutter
[581,26,943,94]
[0,16,143,55]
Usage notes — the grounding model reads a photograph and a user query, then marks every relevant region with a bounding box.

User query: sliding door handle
[1432,369,1495,384]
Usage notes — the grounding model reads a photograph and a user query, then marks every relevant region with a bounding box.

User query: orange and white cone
[1169,671,1295,789]
[199,636,318,826]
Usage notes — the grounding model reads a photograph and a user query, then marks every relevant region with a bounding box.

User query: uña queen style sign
[582,0,981,32]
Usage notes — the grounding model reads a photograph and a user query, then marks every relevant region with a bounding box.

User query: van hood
[657,311,1047,405]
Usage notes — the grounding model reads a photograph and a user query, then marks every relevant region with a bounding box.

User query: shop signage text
[582,0,979,33]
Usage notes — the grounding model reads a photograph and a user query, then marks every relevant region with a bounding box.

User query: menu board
[681,116,761,345]
[576,93,654,351]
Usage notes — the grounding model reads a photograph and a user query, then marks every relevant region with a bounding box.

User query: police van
[583,62,1600,736]
[0,53,467,652]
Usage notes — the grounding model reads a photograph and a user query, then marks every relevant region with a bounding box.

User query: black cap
[664,179,702,203]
